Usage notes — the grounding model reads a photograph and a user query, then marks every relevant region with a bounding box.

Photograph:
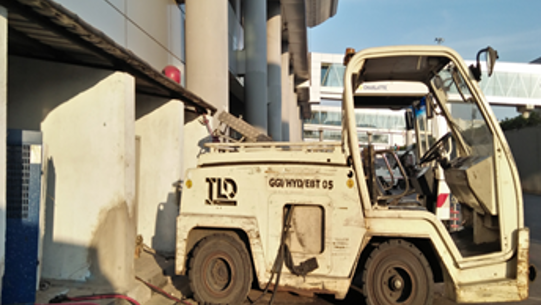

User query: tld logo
[205,178,238,206]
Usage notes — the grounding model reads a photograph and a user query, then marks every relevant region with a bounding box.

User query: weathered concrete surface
[8,57,136,290]
[135,95,184,253]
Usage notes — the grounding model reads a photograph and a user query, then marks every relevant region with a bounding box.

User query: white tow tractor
[176,46,536,305]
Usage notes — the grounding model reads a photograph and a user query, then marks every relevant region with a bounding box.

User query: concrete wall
[505,126,541,194]
[8,57,136,290]
[0,5,7,302]
[135,95,184,253]
[182,113,212,175]
[53,0,185,83]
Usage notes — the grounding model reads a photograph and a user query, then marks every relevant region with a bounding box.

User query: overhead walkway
[318,58,541,111]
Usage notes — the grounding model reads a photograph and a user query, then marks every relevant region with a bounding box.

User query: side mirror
[470,46,499,81]
[485,47,498,77]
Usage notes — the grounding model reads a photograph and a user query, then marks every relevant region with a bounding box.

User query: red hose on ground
[36,303,101,305]
[44,293,140,305]
[135,276,192,305]
[44,277,192,305]
[67,294,140,305]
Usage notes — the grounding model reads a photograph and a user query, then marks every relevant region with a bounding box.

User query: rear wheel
[188,234,252,305]
[362,239,433,305]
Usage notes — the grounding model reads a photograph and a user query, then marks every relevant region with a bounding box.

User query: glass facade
[304,108,406,130]
[321,64,346,87]
[304,106,406,147]
[319,61,541,102]
[479,70,541,99]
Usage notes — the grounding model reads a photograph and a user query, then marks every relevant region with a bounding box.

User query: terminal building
[0,0,337,302]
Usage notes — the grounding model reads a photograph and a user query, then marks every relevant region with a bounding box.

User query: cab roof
[347,46,458,109]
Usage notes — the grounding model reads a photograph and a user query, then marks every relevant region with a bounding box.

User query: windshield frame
[429,62,496,158]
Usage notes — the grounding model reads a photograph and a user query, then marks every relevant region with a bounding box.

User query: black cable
[250,206,295,305]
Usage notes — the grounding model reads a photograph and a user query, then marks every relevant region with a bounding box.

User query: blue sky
[308,0,541,120]
[309,0,541,63]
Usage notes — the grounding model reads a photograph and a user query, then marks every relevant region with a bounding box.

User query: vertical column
[267,2,281,140]
[135,97,184,253]
[0,5,7,300]
[185,0,228,170]
[244,0,268,133]
[120,72,136,290]
[293,104,301,141]
[281,44,290,141]
[290,73,301,141]
[185,0,228,112]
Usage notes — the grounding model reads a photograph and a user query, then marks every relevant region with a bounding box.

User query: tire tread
[188,234,252,305]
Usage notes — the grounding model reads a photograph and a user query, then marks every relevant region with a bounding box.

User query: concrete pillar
[281,45,290,141]
[185,0,228,170]
[267,2,281,141]
[244,0,268,133]
[293,105,302,142]
[0,5,7,300]
[135,96,184,253]
[8,58,136,291]
[185,0,228,115]
[289,71,299,141]
[289,70,302,142]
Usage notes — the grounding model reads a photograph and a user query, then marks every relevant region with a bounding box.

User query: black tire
[188,234,252,305]
[362,239,433,305]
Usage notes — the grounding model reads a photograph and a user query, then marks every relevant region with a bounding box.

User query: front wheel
[362,239,433,305]
[188,234,253,305]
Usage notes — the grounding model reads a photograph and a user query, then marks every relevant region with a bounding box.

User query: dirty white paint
[8,57,136,290]
[177,144,364,299]
[53,0,184,74]
[135,95,184,253]
[0,5,7,302]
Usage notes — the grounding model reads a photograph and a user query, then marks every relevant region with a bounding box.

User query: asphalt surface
[243,193,541,305]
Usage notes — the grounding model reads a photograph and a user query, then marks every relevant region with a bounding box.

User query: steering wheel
[398,146,415,167]
[419,132,452,164]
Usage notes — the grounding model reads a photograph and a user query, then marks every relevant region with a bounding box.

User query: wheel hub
[206,257,233,292]
[380,266,414,303]
[390,275,403,291]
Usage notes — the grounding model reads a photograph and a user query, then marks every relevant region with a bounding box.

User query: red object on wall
[162,65,181,84]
